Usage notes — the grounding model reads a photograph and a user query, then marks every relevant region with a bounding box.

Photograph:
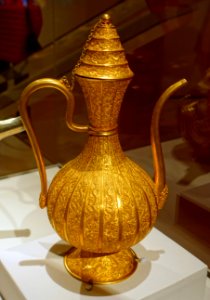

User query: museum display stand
[0,228,207,300]
[0,141,208,300]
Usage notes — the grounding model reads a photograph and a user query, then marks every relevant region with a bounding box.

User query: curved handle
[151,78,188,209]
[19,77,88,208]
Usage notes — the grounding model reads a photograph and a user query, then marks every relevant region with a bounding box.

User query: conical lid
[74,14,134,80]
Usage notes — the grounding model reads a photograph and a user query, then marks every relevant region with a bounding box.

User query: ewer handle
[19,77,88,208]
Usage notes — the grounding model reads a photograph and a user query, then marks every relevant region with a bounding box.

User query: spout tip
[181,78,188,85]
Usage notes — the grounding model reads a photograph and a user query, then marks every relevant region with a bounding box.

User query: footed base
[64,247,138,284]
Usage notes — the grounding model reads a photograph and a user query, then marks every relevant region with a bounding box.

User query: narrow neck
[76,77,131,133]
[79,134,125,167]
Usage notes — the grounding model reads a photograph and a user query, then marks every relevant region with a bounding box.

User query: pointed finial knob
[102,13,111,21]
[100,14,112,26]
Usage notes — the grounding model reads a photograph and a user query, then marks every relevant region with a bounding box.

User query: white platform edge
[0,229,207,300]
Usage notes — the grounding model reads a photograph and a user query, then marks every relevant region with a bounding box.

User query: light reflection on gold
[117,195,122,209]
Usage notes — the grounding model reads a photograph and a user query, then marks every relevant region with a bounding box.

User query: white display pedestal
[0,143,208,299]
[0,229,207,300]
[0,166,59,250]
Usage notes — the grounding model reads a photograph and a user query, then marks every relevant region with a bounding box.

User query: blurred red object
[0,0,42,64]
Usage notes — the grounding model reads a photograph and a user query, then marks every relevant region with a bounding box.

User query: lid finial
[74,14,133,80]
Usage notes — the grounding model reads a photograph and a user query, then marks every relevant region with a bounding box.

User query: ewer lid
[74,14,134,80]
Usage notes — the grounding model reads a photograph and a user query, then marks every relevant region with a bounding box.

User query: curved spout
[151,79,187,209]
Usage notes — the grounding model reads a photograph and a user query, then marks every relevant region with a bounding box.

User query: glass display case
[0,0,209,297]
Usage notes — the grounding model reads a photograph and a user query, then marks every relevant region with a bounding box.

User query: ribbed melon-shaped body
[47,134,158,253]
[46,15,158,254]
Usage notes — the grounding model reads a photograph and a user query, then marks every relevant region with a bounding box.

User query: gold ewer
[7,14,187,284]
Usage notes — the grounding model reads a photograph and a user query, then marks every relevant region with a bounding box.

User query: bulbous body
[46,73,158,254]
[47,134,158,253]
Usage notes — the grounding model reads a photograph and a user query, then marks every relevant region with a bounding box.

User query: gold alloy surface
[72,14,134,80]
[64,247,138,284]
[17,14,187,283]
